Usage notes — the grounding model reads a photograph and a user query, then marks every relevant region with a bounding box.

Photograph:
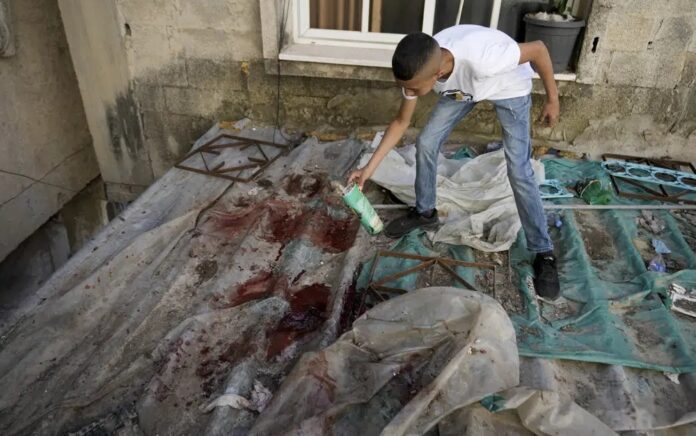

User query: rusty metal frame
[175,134,289,182]
[358,250,497,312]
[602,153,696,205]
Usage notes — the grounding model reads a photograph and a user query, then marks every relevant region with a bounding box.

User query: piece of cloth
[433,25,533,102]
[362,146,545,252]
[251,288,617,435]
[251,287,520,435]
[413,93,552,252]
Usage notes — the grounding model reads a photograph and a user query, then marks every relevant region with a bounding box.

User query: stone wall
[60,0,696,200]
[0,0,98,262]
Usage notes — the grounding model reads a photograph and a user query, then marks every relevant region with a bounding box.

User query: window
[294,0,503,50]
[276,0,587,77]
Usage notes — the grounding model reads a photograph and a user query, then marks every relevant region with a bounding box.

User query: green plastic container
[341,184,384,235]
[577,179,612,205]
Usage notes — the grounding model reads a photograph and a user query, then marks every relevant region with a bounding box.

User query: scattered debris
[201,379,273,413]
[637,210,666,234]
[532,145,584,160]
[486,141,503,153]
[651,239,671,254]
[647,254,666,273]
[369,131,384,150]
[201,391,251,413]
[668,283,696,318]
[219,118,251,131]
[664,372,681,385]
[547,212,563,228]
[249,380,273,412]
[575,179,611,205]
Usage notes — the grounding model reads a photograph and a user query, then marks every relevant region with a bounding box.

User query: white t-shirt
[431,25,533,102]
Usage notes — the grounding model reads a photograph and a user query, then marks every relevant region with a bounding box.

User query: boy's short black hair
[392,32,440,81]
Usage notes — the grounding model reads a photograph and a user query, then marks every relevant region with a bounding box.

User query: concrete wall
[59,0,696,201]
[0,178,109,322]
[0,0,98,262]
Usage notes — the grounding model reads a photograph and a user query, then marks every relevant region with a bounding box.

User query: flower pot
[523,14,586,73]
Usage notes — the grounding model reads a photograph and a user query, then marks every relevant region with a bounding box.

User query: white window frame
[292,0,502,50]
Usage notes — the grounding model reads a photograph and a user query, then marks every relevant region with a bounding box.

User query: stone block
[147,113,213,177]
[177,0,237,30]
[228,30,263,61]
[607,52,660,87]
[0,144,98,261]
[227,0,261,34]
[42,146,100,192]
[134,84,167,112]
[164,86,226,117]
[603,14,655,51]
[305,76,373,99]
[679,52,696,87]
[282,96,331,125]
[179,28,234,60]
[596,0,663,16]
[118,0,178,26]
[648,16,694,54]
[655,52,687,89]
[323,88,400,125]
[186,58,244,91]
[0,173,32,205]
[128,24,187,86]
[689,18,696,52]
[141,110,166,141]
[157,57,189,87]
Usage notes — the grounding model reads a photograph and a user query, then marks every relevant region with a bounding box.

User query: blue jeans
[415,94,553,253]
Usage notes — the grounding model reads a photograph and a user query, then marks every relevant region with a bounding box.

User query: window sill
[273,43,578,83]
[533,72,577,81]
[279,43,393,68]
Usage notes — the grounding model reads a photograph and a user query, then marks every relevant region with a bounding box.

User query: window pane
[497,0,549,42]
[369,0,424,34]
[310,0,363,31]
[433,0,459,33]
[433,0,492,34]
[433,0,551,41]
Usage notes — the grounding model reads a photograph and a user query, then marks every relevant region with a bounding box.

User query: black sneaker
[533,253,560,300]
[383,208,439,239]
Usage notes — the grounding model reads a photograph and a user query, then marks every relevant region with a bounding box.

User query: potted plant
[523,0,586,73]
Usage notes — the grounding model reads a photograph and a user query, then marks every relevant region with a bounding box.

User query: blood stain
[266,283,331,358]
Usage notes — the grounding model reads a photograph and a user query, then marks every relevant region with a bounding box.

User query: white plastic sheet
[251,287,616,435]
[361,146,544,252]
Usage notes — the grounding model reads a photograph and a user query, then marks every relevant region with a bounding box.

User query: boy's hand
[347,167,371,191]
[539,98,559,128]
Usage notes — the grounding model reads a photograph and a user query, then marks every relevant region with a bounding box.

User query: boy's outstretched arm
[347,96,417,189]
[518,41,559,128]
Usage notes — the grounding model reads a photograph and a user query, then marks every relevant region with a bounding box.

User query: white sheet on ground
[360,146,544,252]
[251,287,614,435]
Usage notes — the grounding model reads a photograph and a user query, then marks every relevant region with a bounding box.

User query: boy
[348,25,561,299]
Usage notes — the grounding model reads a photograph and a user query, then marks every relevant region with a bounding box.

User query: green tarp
[358,158,696,373]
